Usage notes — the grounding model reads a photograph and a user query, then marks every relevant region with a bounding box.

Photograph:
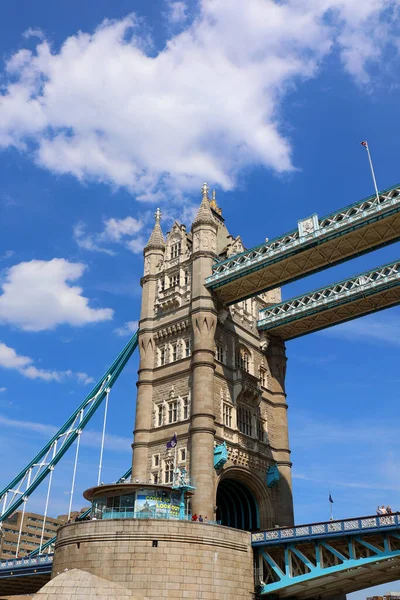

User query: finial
[212,190,216,201]
[201,182,209,198]
[154,207,162,223]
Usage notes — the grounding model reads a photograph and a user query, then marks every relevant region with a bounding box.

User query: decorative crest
[201,182,209,198]
[154,207,162,223]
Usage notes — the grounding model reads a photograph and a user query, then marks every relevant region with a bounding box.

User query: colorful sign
[135,488,181,518]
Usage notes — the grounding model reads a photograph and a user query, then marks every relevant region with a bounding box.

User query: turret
[132,209,165,481]
[189,184,219,518]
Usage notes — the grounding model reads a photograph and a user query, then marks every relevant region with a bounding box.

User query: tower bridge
[206,183,400,305]
[0,182,399,599]
[257,260,400,340]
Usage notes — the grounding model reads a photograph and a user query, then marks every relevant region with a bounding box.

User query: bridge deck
[206,184,400,305]
[0,554,53,596]
[253,514,400,598]
[257,260,400,340]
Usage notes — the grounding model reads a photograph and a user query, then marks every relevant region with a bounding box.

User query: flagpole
[361,141,380,203]
[329,491,334,521]
[174,431,178,486]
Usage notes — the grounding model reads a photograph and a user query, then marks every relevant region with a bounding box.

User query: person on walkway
[386,506,392,515]
[192,514,198,521]
[376,506,382,515]
[198,515,203,522]
[381,505,387,515]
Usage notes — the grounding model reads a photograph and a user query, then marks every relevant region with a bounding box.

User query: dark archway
[216,478,260,531]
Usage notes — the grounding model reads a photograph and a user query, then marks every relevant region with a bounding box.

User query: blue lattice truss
[252,514,400,596]
[0,554,53,580]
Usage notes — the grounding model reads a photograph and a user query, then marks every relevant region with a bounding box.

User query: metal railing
[257,260,400,329]
[251,513,400,545]
[206,183,400,286]
[0,553,53,571]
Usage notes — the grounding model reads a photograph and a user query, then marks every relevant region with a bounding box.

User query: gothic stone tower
[132,185,294,529]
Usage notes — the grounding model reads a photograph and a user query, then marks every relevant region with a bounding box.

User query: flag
[329,493,334,504]
[166,433,177,449]
[360,141,368,149]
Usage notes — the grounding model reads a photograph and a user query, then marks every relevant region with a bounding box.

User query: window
[236,347,250,372]
[260,368,267,388]
[157,404,163,427]
[164,460,174,484]
[153,454,160,468]
[171,273,179,287]
[257,419,264,442]
[160,279,165,292]
[160,348,166,366]
[184,270,189,285]
[216,344,225,364]
[179,448,186,463]
[152,473,159,484]
[170,242,181,259]
[172,343,178,362]
[168,401,178,424]
[182,396,189,420]
[237,405,252,436]
[184,339,191,357]
[223,403,232,428]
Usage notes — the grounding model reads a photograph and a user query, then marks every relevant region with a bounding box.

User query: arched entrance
[216,478,259,531]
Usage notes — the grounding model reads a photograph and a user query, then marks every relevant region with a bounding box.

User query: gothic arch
[216,466,274,531]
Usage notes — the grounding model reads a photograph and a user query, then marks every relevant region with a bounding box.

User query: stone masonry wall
[52,519,255,600]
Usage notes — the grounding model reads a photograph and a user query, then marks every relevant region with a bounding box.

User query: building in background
[0,509,88,559]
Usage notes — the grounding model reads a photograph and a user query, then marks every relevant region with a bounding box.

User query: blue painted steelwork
[252,513,400,546]
[253,514,400,596]
[257,260,400,338]
[206,183,400,296]
[0,332,138,523]
[0,554,53,579]
[28,467,133,557]
[214,442,228,469]
[266,464,280,488]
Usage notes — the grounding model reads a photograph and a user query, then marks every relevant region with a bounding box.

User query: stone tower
[132,186,294,529]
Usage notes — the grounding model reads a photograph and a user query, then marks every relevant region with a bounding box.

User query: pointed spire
[145,207,165,251]
[192,182,215,228]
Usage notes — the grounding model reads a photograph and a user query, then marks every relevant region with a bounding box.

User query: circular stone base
[53,519,254,599]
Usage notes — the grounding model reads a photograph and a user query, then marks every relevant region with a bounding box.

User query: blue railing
[0,554,53,575]
[252,513,400,546]
[89,509,219,524]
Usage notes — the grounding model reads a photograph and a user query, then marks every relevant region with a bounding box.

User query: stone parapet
[52,519,254,600]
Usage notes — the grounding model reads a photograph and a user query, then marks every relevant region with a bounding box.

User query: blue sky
[0,0,399,596]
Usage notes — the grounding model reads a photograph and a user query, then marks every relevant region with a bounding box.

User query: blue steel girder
[0,332,138,524]
[257,260,400,340]
[205,183,400,305]
[253,514,400,598]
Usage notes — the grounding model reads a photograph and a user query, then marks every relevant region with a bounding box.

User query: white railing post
[15,469,32,558]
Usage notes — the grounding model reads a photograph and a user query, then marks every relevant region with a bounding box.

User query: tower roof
[145,207,165,251]
[192,183,216,228]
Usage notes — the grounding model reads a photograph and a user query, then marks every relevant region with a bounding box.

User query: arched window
[236,345,250,373]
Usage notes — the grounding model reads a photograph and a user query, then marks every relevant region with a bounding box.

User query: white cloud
[22,28,45,40]
[167,1,188,24]
[0,341,94,384]
[0,259,113,331]
[74,216,146,255]
[114,320,139,336]
[0,414,130,451]
[0,387,6,393]
[0,1,397,197]
[74,222,116,256]
[0,251,14,262]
